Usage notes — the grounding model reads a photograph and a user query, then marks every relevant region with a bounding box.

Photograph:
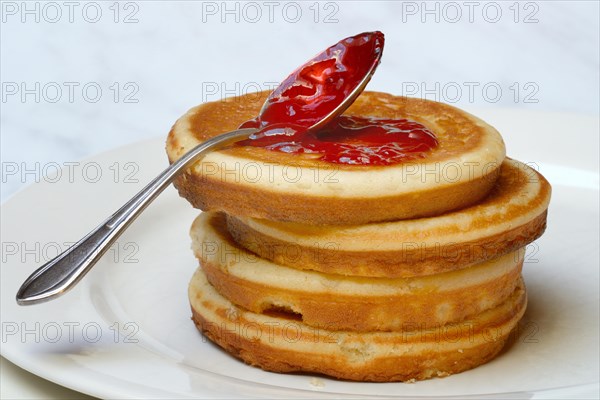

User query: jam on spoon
[238,31,438,166]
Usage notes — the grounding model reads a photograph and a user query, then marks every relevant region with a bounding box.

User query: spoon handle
[16,128,256,305]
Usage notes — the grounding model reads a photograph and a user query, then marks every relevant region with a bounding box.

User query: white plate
[1,110,599,399]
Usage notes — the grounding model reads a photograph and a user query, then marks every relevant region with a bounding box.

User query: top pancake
[166,91,506,224]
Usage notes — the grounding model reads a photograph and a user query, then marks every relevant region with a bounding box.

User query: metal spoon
[15,49,381,306]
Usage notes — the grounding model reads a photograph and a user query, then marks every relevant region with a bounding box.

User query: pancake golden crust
[189,268,527,382]
[175,166,499,226]
[166,91,506,224]
[227,159,551,277]
[193,212,524,331]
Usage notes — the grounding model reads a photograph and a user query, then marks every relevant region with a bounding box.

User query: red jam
[238,115,438,165]
[240,31,384,131]
[237,31,439,166]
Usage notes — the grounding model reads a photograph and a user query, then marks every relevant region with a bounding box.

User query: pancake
[189,267,527,382]
[166,91,506,225]
[191,212,524,332]
[191,213,524,331]
[226,158,550,277]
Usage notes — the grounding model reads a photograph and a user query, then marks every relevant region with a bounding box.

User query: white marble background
[1,0,599,200]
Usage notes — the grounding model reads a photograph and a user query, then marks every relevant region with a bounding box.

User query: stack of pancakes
[166,91,551,382]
